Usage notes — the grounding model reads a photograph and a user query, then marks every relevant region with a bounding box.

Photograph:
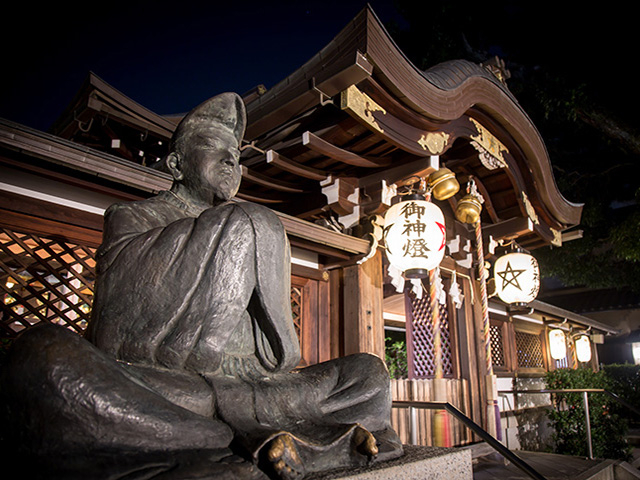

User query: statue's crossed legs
[2,324,401,480]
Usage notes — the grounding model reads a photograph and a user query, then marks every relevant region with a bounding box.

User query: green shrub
[545,368,632,460]
[385,337,408,379]
[601,364,640,425]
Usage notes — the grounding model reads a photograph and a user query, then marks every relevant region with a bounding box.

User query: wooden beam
[245,49,374,140]
[0,190,104,231]
[482,217,534,243]
[0,119,172,194]
[265,150,328,181]
[277,210,370,256]
[340,84,453,156]
[235,190,288,204]
[358,156,433,189]
[0,209,102,247]
[302,131,391,168]
[241,165,306,193]
[87,97,172,140]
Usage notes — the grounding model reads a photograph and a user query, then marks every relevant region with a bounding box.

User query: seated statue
[0,92,403,479]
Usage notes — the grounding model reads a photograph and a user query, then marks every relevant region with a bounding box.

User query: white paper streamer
[434,267,446,305]
[388,263,405,293]
[410,279,423,299]
[449,270,464,309]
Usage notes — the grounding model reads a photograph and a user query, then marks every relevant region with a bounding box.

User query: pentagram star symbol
[496,261,525,291]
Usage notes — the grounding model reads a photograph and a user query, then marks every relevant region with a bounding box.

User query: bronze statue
[1,93,403,479]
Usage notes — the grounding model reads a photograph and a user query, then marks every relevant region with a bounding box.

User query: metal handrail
[498,388,640,460]
[392,400,548,480]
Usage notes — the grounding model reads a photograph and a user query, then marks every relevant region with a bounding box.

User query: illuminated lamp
[575,335,592,363]
[632,343,640,365]
[549,329,567,360]
[383,193,446,279]
[493,249,540,306]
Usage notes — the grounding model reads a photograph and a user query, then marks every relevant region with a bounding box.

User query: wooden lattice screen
[1,227,308,350]
[489,323,506,368]
[515,330,545,369]
[290,285,302,340]
[406,290,454,378]
[0,228,96,337]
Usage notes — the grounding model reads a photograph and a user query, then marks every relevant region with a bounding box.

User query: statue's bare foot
[352,426,378,461]
[266,433,305,480]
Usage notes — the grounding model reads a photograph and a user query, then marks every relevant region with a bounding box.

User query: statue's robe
[5,191,399,477]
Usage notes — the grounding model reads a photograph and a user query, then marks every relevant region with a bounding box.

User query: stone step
[460,441,497,461]
[308,445,472,480]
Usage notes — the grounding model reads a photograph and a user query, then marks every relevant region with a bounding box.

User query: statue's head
[166,92,246,207]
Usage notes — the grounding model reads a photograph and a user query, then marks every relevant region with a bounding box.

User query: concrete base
[307,445,473,480]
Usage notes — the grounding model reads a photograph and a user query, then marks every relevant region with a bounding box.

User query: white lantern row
[575,335,592,363]
[548,329,567,360]
[548,328,593,363]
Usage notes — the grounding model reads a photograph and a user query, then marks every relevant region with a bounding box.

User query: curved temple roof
[241,6,583,250]
[38,6,583,252]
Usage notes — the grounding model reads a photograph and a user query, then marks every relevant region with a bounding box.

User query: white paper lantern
[549,329,567,360]
[493,251,540,305]
[632,343,640,365]
[575,335,592,363]
[383,196,446,279]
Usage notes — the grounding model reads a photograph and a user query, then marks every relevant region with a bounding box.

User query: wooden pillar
[328,268,344,360]
[457,274,483,435]
[342,249,385,359]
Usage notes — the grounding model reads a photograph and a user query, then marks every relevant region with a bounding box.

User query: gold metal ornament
[455,194,483,224]
[427,167,460,201]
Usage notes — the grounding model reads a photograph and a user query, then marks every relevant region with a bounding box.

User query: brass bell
[427,167,460,201]
[455,194,482,224]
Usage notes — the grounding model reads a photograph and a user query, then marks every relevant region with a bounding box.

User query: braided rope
[474,220,493,375]
[428,269,443,379]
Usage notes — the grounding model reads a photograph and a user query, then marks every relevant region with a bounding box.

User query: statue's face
[179,127,242,206]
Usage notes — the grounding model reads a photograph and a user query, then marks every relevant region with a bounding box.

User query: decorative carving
[481,56,511,86]
[417,132,450,154]
[550,228,562,247]
[469,118,508,169]
[341,85,450,155]
[522,192,540,225]
[340,84,386,134]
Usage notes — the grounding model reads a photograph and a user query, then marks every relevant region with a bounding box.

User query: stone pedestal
[308,445,473,480]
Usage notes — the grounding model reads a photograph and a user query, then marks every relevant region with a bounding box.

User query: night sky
[1,1,404,132]
[1,1,637,133]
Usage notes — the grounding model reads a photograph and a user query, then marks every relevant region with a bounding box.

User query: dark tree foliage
[387,0,640,292]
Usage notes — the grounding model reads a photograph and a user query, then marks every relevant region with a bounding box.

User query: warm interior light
[383,195,446,278]
[575,335,592,363]
[549,329,567,360]
[632,343,640,365]
[493,251,540,305]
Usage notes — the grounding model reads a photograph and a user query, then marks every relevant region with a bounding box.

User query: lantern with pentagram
[493,248,540,306]
[383,193,446,279]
